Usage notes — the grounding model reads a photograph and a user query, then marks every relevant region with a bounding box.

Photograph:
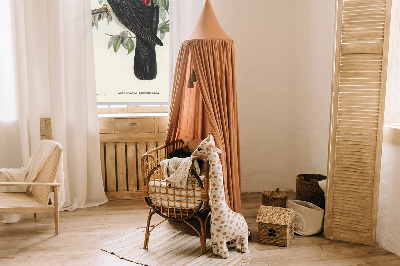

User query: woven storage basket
[256,205,296,247]
[296,174,326,210]
[262,188,287,208]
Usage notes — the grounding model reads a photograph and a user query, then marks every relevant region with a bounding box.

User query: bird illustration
[104,0,163,80]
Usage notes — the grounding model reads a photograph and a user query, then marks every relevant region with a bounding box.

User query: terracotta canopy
[166,0,242,212]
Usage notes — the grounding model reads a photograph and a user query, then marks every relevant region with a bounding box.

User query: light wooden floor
[1,193,399,266]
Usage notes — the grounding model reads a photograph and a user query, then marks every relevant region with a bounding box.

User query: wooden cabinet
[98,115,168,200]
[114,118,155,134]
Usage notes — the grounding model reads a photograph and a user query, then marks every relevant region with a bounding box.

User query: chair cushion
[0,192,42,207]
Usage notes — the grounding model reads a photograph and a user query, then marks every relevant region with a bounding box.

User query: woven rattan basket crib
[141,140,210,254]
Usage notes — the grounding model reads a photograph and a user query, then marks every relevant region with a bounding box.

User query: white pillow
[318,179,327,194]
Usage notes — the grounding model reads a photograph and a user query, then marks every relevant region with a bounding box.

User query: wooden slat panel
[40,118,53,140]
[105,191,143,201]
[341,42,383,54]
[116,143,127,192]
[100,133,165,143]
[100,142,106,190]
[126,143,138,191]
[99,116,167,199]
[40,119,46,139]
[325,0,392,246]
[147,142,156,153]
[157,141,166,161]
[105,142,116,192]
[137,143,146,190]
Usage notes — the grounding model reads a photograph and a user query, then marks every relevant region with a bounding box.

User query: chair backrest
[26,146,62,205]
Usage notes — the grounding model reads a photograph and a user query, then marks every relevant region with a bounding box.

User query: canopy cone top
[188,0,231,40]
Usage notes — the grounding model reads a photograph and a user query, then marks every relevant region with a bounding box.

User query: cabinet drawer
[157,117,168,133]
[114,118,155,133]
[99,117,114,134]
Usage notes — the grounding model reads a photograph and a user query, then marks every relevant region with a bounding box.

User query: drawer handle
[129,123,138,127]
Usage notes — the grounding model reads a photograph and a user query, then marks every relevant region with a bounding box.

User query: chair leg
[199,217,206,255]
[194,213,210,255]
[54,186,59,235]
[34,213,37,218]
[144,209,155,249]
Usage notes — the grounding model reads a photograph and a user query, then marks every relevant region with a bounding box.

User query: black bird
[105,0,163,80]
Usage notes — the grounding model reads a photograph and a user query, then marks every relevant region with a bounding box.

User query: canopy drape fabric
[166,39,241,212]
[0,0,107,212]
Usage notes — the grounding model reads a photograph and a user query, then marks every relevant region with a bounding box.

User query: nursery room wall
[211,0,335,192]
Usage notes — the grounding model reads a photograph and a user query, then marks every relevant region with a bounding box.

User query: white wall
[294,1,335,178]
[211,0,335,192]
[377,142,400,256]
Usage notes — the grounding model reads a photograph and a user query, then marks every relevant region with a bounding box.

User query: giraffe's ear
[211,145,222,154]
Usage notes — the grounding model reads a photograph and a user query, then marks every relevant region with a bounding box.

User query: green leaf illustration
[160,31,165,41]
[154,0,160,6]
[159,6,166,22]
[108,35,118,49]
[126,39,135,54]
[113,36,122,53]
[162,0,169,13]
[159,23,169,32]
[122,40,127,50]
[120,31,128,42]
[93,14,99,29]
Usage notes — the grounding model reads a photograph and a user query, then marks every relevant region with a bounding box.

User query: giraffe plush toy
[192,133,248,258]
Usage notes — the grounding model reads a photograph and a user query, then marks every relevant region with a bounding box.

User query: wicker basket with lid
[262,188,287,208]
[257,205,296,247]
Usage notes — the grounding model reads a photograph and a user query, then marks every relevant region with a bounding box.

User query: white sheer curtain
[169,0,205,102]
[0,0,107,211]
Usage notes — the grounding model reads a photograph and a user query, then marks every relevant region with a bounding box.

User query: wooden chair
[0,145,62,234]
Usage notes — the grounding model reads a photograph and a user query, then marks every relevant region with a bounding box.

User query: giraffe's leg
[227,239,237,249]
[238,235,249,253]
[212,241,218,255]
[217,241,229,259]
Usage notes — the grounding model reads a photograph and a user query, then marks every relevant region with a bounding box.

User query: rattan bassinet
[141,140,210,254]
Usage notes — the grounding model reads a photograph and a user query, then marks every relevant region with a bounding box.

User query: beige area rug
[102,226,250,265]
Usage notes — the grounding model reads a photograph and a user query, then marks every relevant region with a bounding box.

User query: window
[91,0,170,105]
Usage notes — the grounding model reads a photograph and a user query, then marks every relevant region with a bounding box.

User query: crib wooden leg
[194,214,209,255]
[144,209,155,249]
[34,213,37,218]
[199,218,206,255]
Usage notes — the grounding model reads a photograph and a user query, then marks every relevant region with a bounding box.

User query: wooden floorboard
[0,192,399,265]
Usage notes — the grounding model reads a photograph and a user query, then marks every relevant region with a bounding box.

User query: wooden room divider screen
[325,0,392,245]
